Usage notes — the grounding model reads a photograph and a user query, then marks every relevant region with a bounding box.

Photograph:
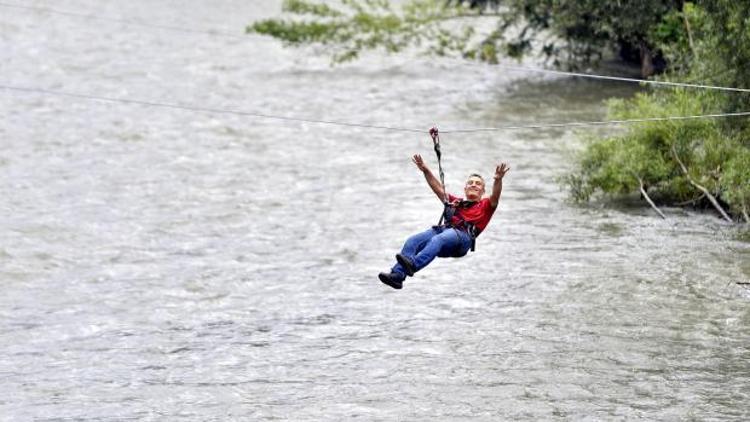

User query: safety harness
[429,126,479,252]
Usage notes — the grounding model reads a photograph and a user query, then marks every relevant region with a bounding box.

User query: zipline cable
[0,84,424,133]
[439,111,750,133]
[3,2,750,94]
[455,61,750,94]
[3,83,750,134]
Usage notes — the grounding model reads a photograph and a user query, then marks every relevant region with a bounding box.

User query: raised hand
[412,154,429,172]
[494,163,510,180]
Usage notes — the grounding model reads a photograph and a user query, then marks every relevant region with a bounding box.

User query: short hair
[467,173,485,184]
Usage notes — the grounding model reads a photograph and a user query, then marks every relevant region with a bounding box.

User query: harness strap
[448,210,479,252]
[429,126,451,226]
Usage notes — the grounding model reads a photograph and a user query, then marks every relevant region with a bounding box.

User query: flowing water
[2,1,749,420]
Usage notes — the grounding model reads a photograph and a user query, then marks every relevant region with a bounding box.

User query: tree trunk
[640,43,655,78]
[671,145,734,223]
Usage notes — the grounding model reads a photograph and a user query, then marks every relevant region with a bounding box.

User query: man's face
[464,176,485,201]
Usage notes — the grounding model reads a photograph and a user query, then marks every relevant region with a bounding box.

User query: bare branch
[633,173,666,219]
[683,12,696,57]
[671,145,733,223]
[675,193,705,206]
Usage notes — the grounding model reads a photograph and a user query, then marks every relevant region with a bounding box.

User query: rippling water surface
[2,1,749,420]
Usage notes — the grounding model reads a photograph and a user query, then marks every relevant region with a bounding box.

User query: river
[1,1,749,420]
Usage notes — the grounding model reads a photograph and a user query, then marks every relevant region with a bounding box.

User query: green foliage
[489,0,680,67]
[565,2,750,221]
[721,144,750,217]
[649,2,703,72]
[566,91,713,203]
[283,0,343,17]
[249,0,689,68]
[248,0,457,63]
[250,19,341,44]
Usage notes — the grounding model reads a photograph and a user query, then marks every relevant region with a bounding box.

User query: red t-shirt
[447,193,496,234]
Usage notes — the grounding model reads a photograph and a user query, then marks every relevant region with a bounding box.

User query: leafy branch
[248,0,480,63]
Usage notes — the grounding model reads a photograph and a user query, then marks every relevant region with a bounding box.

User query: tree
[249,0,682,74]
[565,2,750,223]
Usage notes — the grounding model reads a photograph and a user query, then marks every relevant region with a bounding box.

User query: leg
[400,227,439,258]
[436,228,472,258]
[391,227,439,277]
[412,228,471,273]
[379,227,467,289]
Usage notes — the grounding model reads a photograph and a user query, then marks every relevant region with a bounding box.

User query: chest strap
[442,201,480,252]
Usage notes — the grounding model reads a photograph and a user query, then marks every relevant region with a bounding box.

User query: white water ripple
[1,1,749,421]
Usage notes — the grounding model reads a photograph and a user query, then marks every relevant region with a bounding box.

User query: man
[379,154,510,289]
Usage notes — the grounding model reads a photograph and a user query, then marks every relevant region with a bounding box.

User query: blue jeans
[391,226,473,280]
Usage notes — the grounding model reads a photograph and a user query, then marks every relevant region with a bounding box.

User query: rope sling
[429,127,478,252]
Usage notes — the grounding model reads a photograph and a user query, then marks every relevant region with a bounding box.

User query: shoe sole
[378,273,403,290]
[396,254,415,277]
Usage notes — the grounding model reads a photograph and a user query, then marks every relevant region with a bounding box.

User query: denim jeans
[391,226,473,280]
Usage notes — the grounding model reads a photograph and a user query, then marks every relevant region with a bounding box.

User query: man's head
[464,173,485,201]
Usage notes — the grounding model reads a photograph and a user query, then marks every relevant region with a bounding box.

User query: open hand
[494,163,510,180]
[412,154,429,172]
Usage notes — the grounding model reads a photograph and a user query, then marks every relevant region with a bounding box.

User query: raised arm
[412,154,446,202]
[490,162,510,209]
